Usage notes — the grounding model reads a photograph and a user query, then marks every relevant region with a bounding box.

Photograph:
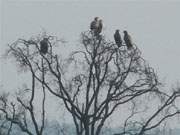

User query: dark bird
[90,17,99,31]
[114,29,122,47]
[123,30,133,49]
[40,38,49,54]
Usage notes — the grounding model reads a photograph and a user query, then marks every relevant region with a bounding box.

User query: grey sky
[0,0,180,128]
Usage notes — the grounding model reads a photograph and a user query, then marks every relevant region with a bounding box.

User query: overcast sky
[0,0,180,128]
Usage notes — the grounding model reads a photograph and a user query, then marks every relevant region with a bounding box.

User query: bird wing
[128,35,133,44]
[114,33,118,40]
[90,21,96,29]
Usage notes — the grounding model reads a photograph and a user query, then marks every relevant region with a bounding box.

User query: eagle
[114,29,122,47]
[123,30,133,49]
[40,38,49,54]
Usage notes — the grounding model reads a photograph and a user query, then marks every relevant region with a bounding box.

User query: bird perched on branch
[114,29,122,47]
[90,17,103,36]
[40,38,49,54]
[123,30,133,49]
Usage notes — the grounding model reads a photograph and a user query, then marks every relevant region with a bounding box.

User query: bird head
[44,38,48,40]
[123,30,128,34]
[116,29,120,32]
[94,17,99,21]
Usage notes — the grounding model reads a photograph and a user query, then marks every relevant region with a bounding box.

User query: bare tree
[2,29,180,135]
[0,43,47,135]
[114,87,180,135]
